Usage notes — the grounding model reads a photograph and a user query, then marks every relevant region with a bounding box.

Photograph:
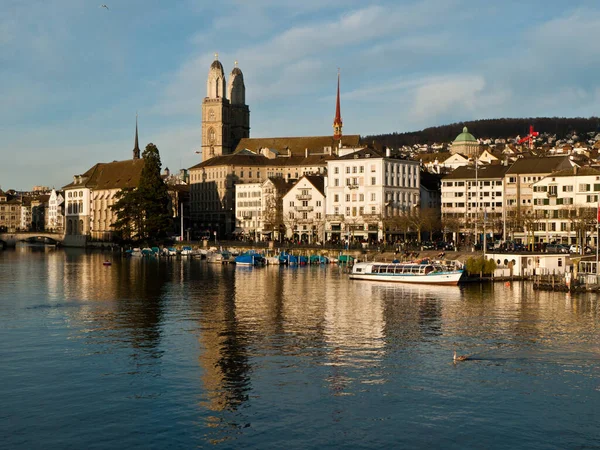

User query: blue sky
[2,0,600,191]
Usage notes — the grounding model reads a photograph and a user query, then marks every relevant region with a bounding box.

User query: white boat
[349,261,464,286]
[206,251,232,264]
[180,246,193,256]
[266,256,283,265]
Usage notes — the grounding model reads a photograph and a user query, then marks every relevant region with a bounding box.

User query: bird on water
[453,350,470,362]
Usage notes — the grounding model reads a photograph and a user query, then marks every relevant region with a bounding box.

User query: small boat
[309,254,330,265]
[162,247,177,257]
[127,248,143,257]
[235,250,266,266]
[349,261,464,286]
[266,256,283,265]
[206,250,232,264]
[337,254,354,265]
[180,246,193,256]
[141,248,155,257]
[279,252,308,266]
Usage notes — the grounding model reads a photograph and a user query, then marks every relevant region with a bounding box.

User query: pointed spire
[333,68,343,140]
[133,113,140,159]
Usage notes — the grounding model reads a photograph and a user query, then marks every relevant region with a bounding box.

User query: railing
[295,206,314,212]
[296,194,312,200]
[326,214,344,221]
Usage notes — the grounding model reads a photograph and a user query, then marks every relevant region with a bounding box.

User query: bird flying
[100,4,109,10]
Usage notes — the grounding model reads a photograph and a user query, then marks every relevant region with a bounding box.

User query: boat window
[355,268,362,273]
[372,266,379,273]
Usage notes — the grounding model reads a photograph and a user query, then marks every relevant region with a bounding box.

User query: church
[189,55,362,237]
[201,54,250,161]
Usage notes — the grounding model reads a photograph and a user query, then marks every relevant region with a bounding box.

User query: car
[570,244,594,254]
[546,243,569,254]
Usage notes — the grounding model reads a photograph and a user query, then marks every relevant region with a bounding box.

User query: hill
[362,117,600,148]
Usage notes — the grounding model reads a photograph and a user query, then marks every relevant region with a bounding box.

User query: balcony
[547,191,557,197]
[296,194,312,200]
[295,206,314,212]
[326,214,344,221]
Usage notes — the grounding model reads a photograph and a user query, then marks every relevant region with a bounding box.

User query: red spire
[333,69,343,140]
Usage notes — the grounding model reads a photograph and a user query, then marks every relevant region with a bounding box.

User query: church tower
[333,70,343,140]
[202,54,231,162]
[228,61,250,152]
[133,114,140,160]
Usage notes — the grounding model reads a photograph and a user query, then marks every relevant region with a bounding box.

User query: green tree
[137,143,172,240]
[111,143,172,242]
[111,187,142,241]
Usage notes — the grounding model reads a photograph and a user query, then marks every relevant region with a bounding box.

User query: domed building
[450,126,480,157]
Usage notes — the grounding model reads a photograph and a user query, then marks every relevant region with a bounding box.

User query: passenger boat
[349,260,464,286]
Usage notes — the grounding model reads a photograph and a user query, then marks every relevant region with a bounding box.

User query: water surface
[1,246,599,449]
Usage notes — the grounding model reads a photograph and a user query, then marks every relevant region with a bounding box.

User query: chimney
[573,165,578,175]
[386,147,391,158]
[305,148,308,158]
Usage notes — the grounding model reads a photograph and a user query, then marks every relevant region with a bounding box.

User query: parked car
[546,243,569,253]
[569,245,594,254]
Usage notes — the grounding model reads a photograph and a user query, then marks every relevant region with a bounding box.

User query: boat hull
[349,272,462,286]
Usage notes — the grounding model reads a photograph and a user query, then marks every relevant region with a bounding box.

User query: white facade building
[282,175,326,243]
[325,148,420,243]
[46,189,64,232]
[234,183,263,238]
[441,164,509,243]
[531,167,600,247]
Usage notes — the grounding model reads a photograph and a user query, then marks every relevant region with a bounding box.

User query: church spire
[133,114,140,160]
[333,69,343,140]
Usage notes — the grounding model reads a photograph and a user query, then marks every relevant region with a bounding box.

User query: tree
[111,188,142,241]
[137,143,172,240]
[111,143,172,242]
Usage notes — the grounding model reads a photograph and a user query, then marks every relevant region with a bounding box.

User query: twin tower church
[200,54,347,162]
[201,55,250,161]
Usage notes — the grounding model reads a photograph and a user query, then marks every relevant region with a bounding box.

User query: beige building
[63,159,144,240]
[0,190,21,232]
[62,126,145,241]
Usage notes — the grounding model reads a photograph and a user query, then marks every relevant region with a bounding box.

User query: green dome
[453,126,477,143]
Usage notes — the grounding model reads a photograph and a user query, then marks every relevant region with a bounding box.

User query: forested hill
[362,117,600,148]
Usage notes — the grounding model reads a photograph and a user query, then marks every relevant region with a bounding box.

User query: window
[346,167,351,174]
[562,185,573,192]
[316,201,321,207]
[316,212,322,219]
[371,193,376,201]
[302,201,308,207]
[334,194,339,202]
[508,177,516,183]
[371,206,376,213]
[334,178,339,187]
[346,207,351,216]
[359,166,364,173]
[359,194,364,202]
[334,167,339,174]
[371,177,376,185]
[289,201,294,207]
[580,184,591,192]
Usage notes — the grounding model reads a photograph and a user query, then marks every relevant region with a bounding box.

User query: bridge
[0,232,66,248]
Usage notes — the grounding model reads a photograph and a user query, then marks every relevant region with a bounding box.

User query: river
[1,245,599,449]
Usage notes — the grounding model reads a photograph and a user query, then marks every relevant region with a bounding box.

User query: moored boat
[235,250,266,266]
[349,261,464,286]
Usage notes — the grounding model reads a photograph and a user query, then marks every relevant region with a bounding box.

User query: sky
[2,0,600,191]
